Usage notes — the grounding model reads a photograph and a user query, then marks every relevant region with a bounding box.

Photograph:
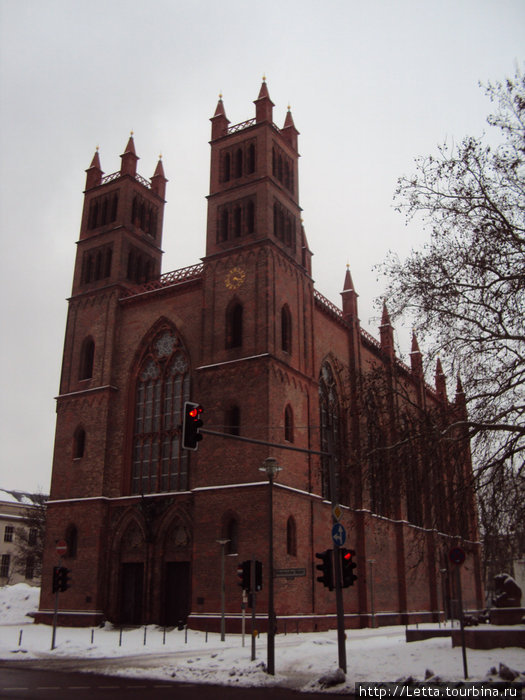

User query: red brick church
[37,81,483,630]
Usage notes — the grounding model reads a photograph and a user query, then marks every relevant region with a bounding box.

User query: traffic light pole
[328,448,347,674]
[51,557,61,651]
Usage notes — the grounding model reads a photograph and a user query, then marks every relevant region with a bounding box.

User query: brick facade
[37,81,483,630]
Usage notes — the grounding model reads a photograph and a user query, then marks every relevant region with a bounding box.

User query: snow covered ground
[0,584,523,693]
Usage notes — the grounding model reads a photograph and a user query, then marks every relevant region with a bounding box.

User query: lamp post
[216,538,230,641]
[259,456,282,676]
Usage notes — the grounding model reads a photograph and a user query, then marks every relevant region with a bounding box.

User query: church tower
[196,80,316,489]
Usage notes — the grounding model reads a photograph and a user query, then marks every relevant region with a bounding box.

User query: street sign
[56,540,67,557]
[332,523,346,547]
[274,568,306,578]
[333,504,343,521]
[449,546,466,565]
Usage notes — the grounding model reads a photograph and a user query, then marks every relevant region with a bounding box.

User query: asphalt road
[0,666,340,699]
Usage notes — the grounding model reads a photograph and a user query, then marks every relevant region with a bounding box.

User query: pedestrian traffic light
[340,548,357,588]
[254,560,263,592]
[237,560,251,590]
[182,402,203,450]
[315,549,334,590]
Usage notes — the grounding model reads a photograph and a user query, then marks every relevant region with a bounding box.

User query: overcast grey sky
[0,0,523,493]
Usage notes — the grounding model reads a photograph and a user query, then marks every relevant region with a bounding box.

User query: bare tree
[380,69,525,483]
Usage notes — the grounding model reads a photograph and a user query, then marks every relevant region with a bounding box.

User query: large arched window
[132,327,190,494]
[319,362,341,500]
[226,302,243,349]
[79,337,95,380]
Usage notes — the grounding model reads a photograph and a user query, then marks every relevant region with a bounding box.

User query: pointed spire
[381,299,392,326]
[341,264,359,320]
[380,300,395,359]
[257,78,270,100]
[455,374,467,414]
[410,331,423,376]
[210,93,230,140]
[151,155,167,198]
[254,76,274,123]
[120,132,139,177]
[85,146,103,190]
[343,264,354,292]
[435,357,448,401]
[282,104,300,150]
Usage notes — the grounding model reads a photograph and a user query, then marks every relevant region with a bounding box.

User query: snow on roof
[0,489,47,506]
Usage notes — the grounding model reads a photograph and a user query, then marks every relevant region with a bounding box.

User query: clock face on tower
[225,266,246,290]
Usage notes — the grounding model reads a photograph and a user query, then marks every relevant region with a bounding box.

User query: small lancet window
[79,338,95,380]
[284,404,294,443]
[286,516,297,556]
[247,144,256,174]
[65,524,78,558]
[226,405,241,436]
[225,516,239,555]
[281,305,292,353]
[226,302,243,349]
[235,148,243,178]
[73,426,86,459]
[223,152,231,182]
[247,200,255,234]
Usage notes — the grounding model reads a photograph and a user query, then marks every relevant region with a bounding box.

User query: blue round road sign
[332,523,346,547]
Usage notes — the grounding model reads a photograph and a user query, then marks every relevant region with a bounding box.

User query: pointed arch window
[226,405,241,436]
[281,305,292,354]
[233,206,242,237]
[247,143,256,174]
[235,148,243,178]
[73,426,86,459]
[286,516,297,556]
[223,152,231,182]
[224,516,239,554]
[319,362,342,500]
[132,327,190,494]
[247,200,255,234]
[65,524,78,558]
[79,337,95,380]
[226,302,243,349]
[284,404,294,443]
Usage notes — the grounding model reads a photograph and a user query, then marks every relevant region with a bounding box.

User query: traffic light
[52,566,60,593]
[52,566,71,592]
[237,560,251,590]
[182,402,203,451]
[254,560,263,592]
[340,548,357,588]
[315,549,334,590]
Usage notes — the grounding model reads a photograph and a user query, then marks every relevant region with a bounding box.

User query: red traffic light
[189,406,202,419]
[343,551,352,561]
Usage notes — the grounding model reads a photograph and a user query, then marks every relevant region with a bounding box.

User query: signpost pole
[51,540,68,651]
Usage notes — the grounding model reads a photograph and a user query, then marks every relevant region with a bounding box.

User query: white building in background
[0,490,46,586]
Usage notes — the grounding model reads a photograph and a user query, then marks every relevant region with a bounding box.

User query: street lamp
[259,456,282,676]
[216,538,230,641]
